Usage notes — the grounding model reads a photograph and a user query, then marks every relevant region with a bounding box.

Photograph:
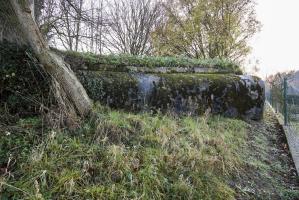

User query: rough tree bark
[8,0,92,119]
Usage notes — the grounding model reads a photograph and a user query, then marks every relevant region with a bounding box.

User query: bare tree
[105,0,162,55]
[3,0,161,56]
[97,0,104,54]
[35,0,106,53]
[87,0,104,54]
[55,0,85,51]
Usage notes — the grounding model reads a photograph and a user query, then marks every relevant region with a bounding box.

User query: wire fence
[267,76,299,131]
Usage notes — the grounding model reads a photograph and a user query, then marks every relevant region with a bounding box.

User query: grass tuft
[61,50,242,74]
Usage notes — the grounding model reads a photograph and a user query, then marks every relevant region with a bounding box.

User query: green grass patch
[0,105,247,199]
[61,50,242,74]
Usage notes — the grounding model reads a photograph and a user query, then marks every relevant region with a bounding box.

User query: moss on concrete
[78,71,265,120]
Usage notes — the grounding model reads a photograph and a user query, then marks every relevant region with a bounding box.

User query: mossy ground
[0,105,298,199]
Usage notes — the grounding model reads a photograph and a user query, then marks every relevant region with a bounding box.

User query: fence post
[270,86,273,106]
[283,77,288,126]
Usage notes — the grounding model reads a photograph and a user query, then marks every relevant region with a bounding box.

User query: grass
[61,50,242,74]
[232,107,299,199]
[1,105,299,199]
[0,105,248,199]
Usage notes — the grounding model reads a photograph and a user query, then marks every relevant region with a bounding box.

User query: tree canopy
[151,0,261,63]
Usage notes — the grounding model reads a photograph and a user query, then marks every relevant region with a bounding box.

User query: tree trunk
[9,0,92,119]
[74,0,83,52]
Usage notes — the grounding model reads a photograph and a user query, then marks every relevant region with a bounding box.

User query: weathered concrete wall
[77,71,265,120]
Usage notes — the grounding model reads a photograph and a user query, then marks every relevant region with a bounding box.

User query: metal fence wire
[267,76,299,129]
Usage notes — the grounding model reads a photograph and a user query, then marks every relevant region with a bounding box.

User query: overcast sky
[248,0,299,78]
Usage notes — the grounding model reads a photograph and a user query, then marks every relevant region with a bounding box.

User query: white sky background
[248,0,299,78]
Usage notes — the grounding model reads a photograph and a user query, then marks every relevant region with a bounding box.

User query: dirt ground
[233,106,299,200]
